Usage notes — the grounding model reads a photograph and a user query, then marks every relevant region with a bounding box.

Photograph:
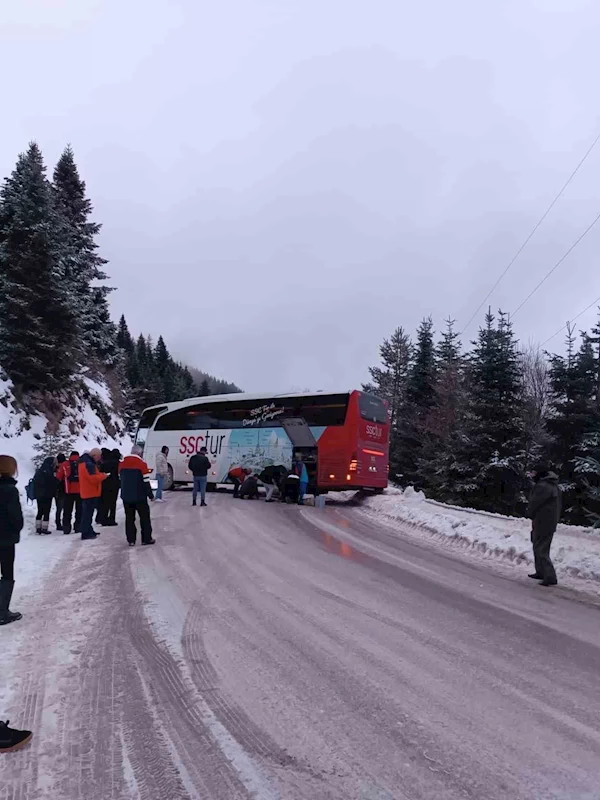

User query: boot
[35,520,42,535]
[0,720,33,752]
[0,579,22,626]
[41,520,50,535]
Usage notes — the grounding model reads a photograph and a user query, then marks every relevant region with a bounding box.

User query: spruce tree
[0,143,77,389]
[53,145,116,363]
[397,317,436,487]
[417,318,465,497]
[154,335,178,401]
[116,315,134,353]
[451,310,525,513]
[198,378,211,397]
[548,323,600,522]
[364,327,412,481]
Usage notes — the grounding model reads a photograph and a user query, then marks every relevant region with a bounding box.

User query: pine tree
[198,378,211,397]
[0,143,78,389]
[397,317,436,487]
[116,315,134,353]
[451,310,525,513]
[417,318,465,497]
[53,145,116,363]
[364,327,412,481]
[155,335,181,402]
[549,321,600,522]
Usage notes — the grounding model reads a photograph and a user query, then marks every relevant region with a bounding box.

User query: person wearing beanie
[527,463,561,587]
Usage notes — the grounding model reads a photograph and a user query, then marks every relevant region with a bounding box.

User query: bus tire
[164,465,174,491]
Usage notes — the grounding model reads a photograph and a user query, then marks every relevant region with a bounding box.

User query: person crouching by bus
[119,446,155,547]
[0,455,24,626]
[78,449,108,541]
[228,465,250,498]
[281,471,301,503]
[259,465,286,502]
[239,473,260,499]
[189,447,211,507]
[56,451,82,535]
[155,446,169,502]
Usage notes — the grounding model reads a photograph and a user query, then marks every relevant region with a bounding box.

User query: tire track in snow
[181,600,295,766]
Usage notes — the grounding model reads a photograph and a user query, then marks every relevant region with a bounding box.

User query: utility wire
[541,293,600,346]
[460,129,600,334]
[511,210,600,318]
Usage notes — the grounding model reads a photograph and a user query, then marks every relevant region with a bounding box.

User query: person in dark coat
[188,447,211,507]
[528,463,561,586]
[119,446,155,547]
[239,473,259,499]
[259,465,287,502]
[0,455,24,625]
[95,448,112,525]
[33,456,58,535]
[281,471,301,503]
[98,448,120,526]
[55,453,66,531]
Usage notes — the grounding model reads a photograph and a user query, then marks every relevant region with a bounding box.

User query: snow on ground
[346,486,600,591]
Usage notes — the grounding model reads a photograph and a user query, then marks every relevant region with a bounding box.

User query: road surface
[2,493,600,800]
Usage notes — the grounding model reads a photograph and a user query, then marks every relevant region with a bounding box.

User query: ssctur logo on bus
[365,424,383,440]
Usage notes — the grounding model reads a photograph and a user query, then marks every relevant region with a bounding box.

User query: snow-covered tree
[417,318,466,497]
[364,327,412,481]
[0,143,78,389]
[548,322,600,522]
[450,310,525,513]
[397,317,436,487]
[53,145,116,364]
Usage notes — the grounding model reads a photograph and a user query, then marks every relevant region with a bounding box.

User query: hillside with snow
[0,369,131,494]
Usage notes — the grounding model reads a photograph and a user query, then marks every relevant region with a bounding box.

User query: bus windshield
[135,405,168,447]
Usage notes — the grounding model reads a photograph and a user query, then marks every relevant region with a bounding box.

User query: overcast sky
[2,0,600,392]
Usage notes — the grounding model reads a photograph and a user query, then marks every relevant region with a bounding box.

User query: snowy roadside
[331,487,600,594]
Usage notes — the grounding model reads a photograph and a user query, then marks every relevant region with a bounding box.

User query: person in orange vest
[228,465,250,498]
[78,449,108,540]
[56,451,82,534]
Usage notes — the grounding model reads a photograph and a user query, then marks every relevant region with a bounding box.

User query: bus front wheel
[164,465,174,491]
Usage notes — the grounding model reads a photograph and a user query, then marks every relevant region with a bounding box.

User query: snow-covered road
[2,493,600,799]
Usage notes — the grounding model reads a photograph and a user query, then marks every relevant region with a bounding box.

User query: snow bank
[358,487,600,585]
[0,372,131,516]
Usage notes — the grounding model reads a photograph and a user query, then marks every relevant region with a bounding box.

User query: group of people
[31,448,122,537]
[0,445,157,630]
[227,453,310,504]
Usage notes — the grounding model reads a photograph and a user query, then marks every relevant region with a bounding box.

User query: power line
[511,210,600,318]
[541,293,600,347]
[460,128,600,334]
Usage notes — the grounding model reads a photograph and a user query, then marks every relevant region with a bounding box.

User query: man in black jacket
[99,449,121,526]
[188,447,211,507]
[528,463,561,587]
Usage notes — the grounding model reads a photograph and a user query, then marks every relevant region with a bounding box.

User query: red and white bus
[135,390,389,493]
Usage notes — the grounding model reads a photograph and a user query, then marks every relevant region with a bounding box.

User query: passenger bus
[134,390,389,493]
